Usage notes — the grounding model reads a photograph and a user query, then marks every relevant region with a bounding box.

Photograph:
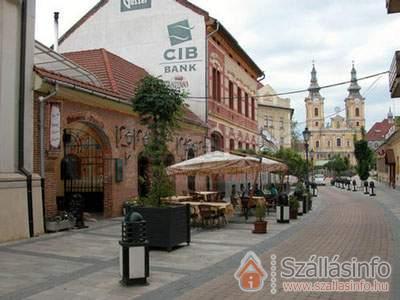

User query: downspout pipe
[17,0,34,237]
[38,86,58,228]
[205,20,220,123]
[204,20,219,151]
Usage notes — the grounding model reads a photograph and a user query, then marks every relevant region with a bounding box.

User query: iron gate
[63,128,104,213]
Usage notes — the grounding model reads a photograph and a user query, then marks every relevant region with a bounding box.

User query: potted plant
[253,201,267,234]
[289,195,299,219]
[130,76,190,251]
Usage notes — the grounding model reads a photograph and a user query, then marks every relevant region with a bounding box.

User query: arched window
[314,107,319,117]
[229,139,235,151]
[337,138,341,147]
[316,141,320,148]
[211,131,224,152]
[355,107,360,117]
[238,141,243,149]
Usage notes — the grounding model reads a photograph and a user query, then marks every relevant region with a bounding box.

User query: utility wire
[185,70,389,101]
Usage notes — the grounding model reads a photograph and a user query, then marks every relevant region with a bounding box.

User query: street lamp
[302,127,311,192]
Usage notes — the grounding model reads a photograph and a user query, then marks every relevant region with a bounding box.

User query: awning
[385,149,396,164]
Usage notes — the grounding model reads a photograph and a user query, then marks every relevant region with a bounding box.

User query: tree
[132,75,185,206]
[291,120,301,149]
[272,148,307,180]
[354,139,373,181]
[324,155,348,176]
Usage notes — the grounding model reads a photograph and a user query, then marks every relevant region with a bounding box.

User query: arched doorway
[62,127,105,213]
[211,131,224,152]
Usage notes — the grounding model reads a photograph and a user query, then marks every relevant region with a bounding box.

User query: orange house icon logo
[234,251,268,292]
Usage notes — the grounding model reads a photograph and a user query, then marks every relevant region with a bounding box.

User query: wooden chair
[198,205,218,227]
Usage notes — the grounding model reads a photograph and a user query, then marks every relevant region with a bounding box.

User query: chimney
[54,12,59,52]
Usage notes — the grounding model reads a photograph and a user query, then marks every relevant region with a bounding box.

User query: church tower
[345,63,365,130]
[305,64,325,130]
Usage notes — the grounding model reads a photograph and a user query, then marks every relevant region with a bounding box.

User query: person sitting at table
[230,184,239,208]
[240,183,249,220]
[269,183,278,204]
[253,183,264,197]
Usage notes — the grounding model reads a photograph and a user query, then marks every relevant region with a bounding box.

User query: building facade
[33,44,207,218]
[367,109,396,151]
[257,84,293,150]
[305,64,364,166]
[0,0,44,242]
[57,0,264,153]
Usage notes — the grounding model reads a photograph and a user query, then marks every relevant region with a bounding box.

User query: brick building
[57,0,264,195]
[33,42,207,218]
[57,0,264,153]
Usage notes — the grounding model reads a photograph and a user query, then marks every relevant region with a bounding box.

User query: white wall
[60,0,206,120]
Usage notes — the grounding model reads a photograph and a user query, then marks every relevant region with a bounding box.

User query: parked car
[314,174,326,186]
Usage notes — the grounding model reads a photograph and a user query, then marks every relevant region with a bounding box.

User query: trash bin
[276,193,290,223]
[119,211,149,286]
[294,190,303,216]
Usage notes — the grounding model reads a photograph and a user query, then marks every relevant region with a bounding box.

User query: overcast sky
[35,0,400,130]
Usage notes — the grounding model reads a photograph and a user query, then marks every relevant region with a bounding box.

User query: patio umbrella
[166,151,263,176]
[259,157,288,173]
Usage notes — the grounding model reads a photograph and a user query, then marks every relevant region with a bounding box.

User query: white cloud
[35,0,399,130]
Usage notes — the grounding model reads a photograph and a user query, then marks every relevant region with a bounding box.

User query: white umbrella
[166,151,262,176]
[260,157,288,173]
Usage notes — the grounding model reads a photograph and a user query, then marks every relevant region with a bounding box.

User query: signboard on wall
[50,103,61,149]
[121,0,151,12]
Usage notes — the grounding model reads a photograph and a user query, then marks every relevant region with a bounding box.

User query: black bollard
[369,181,376,196]
[364,181,369,195]
[347,180,351,191]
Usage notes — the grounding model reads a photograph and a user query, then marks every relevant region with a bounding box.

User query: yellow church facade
[305,64,365,166]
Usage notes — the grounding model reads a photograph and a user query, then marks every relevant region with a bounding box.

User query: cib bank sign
[121,0,151,12]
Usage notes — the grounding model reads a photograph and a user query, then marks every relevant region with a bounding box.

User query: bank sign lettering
[163,19,199,74]
[121,0,151,12]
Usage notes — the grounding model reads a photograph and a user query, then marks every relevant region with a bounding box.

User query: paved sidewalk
[163,187,398,300]
[0,196,321,300]
[2,185,398,300]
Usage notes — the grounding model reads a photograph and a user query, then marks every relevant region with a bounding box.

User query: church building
[305,64,365,166]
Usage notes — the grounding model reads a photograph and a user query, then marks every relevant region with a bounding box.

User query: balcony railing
[389,51,400,98]
[387,0,400,13]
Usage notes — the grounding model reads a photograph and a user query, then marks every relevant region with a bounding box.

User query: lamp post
[310,149,315,181]
[302,127,311,193]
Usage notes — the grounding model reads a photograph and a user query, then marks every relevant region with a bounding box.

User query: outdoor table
[179,201,235,219]
[195,191,218,202]
[161,195,193,203]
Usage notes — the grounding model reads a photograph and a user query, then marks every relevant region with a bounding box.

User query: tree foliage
[132,75,186,206]
[354,139,374,181]
[324,155,348,176]
[272,148,308,179]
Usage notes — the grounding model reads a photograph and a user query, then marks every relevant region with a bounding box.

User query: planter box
[290,208,298,219]
[46,219,75,232]
[130,205,190,251]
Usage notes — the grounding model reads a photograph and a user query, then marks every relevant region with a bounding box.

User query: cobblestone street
[1,185,399,300]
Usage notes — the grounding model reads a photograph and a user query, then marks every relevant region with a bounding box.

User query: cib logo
[121,0,151,12]
[164,19,198,67]
[167,19,193,46]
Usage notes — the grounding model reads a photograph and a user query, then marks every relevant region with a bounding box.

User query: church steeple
[308,62,321,98]
[347,62,362,97]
